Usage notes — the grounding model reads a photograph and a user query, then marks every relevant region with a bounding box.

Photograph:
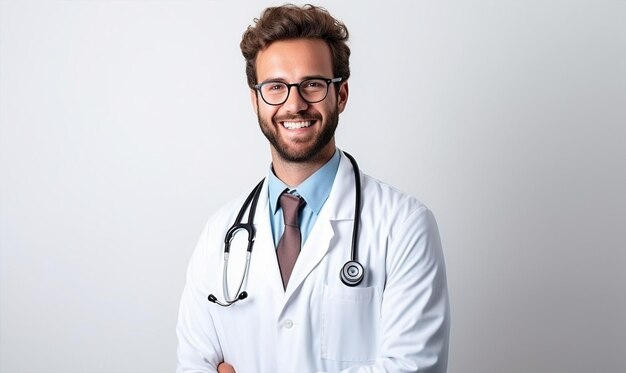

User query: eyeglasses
[254,77,342,106]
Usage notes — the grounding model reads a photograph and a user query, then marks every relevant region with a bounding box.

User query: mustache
[274,113,322,122]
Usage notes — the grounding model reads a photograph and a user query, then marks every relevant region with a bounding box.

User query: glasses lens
[299,79,329,103]
[260,82,288,105]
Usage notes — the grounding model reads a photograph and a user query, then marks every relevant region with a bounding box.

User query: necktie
[277,192,304,289]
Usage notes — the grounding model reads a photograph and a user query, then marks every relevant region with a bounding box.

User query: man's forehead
[255,38,334,81]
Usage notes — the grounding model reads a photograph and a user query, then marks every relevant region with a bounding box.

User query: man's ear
[337,81,349,114]
[250,88,259,114]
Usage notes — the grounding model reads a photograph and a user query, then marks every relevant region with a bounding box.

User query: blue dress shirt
[267,149,341,248]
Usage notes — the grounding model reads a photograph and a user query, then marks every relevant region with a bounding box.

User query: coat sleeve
[336,206,450,373]
[176,225,224,373]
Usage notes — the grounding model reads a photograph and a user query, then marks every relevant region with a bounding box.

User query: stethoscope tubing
[343,151,361,264]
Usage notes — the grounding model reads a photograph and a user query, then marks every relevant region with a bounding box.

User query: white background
[1,1,625,372]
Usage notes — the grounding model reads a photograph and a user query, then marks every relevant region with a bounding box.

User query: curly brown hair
[240,4,350,89]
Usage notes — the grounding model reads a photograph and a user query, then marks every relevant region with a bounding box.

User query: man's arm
[176,227,225,373]
[378,207,449,371]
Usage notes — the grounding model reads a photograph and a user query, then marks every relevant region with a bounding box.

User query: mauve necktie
[277,192,304,289]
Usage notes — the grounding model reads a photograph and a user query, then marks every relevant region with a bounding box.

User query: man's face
[251,38,348,163]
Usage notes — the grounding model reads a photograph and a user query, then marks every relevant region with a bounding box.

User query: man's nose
[282,86,309,113]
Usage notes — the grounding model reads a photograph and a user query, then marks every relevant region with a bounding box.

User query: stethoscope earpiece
[340,260,364,287]
[208,291,248,306]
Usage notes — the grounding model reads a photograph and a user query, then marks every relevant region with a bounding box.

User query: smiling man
[176,4,449,373]
[253,38,345,185]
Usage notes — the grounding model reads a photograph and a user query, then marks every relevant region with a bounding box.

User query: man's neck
[271,146,336,187]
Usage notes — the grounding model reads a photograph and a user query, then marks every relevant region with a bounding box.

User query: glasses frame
[254,77,343,106]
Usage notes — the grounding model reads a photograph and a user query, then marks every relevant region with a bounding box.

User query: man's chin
[274,146,316,163]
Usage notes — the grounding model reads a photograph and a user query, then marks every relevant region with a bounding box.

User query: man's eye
[304,81,322,88]
[267,84,285,91]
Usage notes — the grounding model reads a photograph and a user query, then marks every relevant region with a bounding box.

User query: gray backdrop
[1,0,625,372]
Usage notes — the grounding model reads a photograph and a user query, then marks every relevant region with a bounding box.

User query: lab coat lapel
[283,151,357,298]
[252,182,285,298]
[284,215,333,295]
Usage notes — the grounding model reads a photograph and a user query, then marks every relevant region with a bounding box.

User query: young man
[177,5,449,372]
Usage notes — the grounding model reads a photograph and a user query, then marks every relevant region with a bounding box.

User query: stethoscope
[208,152,364,307]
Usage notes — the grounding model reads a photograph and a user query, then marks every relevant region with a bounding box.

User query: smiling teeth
[283,121,312,129]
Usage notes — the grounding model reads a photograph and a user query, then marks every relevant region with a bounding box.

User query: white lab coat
[176,151,449,373]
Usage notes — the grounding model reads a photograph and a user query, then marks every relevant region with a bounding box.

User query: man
[177,4,449,372]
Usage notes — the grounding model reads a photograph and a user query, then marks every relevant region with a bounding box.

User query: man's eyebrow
[259,77,288,83]
[259,75,329,83]
[300,74,329,80]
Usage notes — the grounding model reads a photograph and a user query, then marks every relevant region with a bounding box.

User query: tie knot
[279,192,304,227]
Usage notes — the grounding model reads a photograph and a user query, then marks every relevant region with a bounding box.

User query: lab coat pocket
[321,284,380,362]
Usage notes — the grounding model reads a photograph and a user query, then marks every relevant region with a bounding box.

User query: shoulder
[199,179,266,238]
[360,172,430,220]
[359,173,444,274]
[357,171,441,251]
[208,192,250,223]
[189,180,266,263]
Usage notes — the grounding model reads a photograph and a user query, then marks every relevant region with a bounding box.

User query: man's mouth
[281,120,314,129]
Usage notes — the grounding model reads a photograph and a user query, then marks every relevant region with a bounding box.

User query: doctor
[176,4,449,373]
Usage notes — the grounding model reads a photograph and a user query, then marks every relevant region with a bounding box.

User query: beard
[257,105,339,163]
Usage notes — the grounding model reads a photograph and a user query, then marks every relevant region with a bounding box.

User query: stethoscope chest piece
[340,260,364,286]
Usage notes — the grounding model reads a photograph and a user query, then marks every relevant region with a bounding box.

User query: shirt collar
[268,149,341,216]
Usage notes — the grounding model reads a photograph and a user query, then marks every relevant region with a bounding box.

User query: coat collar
[323,150,358,222]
